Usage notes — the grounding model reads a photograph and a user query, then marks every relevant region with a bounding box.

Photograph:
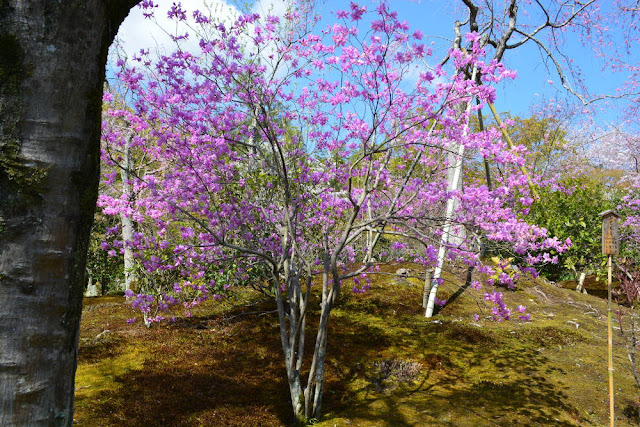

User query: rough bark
[0,1,137,425]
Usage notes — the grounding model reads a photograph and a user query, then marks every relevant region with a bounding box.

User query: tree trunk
[425,100,471,318]
[119,135,136,292]
[422,269,433,309]
[0,1,136,424]
[425,64,479,318]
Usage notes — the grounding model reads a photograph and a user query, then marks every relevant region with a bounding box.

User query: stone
[395,268,409,277]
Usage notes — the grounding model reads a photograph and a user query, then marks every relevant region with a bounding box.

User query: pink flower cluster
[482,291,530,322]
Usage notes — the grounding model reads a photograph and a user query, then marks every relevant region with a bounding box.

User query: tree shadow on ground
[439,346,583,426]
[76,309,294,426]
[321,311,586,426]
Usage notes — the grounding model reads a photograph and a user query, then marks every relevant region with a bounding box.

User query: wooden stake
[423,270,433,309]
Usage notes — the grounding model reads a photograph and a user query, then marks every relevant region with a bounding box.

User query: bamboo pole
[607,253,615,426]
[487,102,540,200]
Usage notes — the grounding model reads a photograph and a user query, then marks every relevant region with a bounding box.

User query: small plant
[487,256,520,289]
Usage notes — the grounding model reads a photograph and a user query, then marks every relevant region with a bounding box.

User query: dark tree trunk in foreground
[0,1,137,424]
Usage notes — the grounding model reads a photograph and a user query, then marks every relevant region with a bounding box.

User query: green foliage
[487,256,519,285]
[505,115,570,179]
[467,113,576,186]
[474,113,622,282]
[86,212,124,294]
[528,175,618,281]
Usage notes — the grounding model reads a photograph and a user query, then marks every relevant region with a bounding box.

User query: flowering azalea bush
[99,1,567,421]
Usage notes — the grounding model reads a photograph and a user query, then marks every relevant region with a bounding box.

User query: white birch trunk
[425,141,465,317]
[575,270,587,294]
[119,135,136,292]
[425,68,476,318]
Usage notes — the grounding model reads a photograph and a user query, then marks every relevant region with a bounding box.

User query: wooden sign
[600,210,621,255]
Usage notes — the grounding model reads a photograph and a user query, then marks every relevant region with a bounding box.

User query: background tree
[503,115,573,180]
[528,174,618,289]
[86,212,125,295]
[423,0,605,315]
[99,93,145,293]
[474,114,623,289]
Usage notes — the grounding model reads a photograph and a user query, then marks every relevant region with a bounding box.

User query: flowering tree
[100,2,566,421]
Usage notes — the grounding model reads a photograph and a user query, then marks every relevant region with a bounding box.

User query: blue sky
[350,0,636,124]
[112,0,637,128]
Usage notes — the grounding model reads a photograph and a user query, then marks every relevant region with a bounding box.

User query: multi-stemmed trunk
[276,259,338,423]
[0,2,136,424]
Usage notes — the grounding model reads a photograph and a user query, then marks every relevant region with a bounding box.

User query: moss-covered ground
[75,263,640,426]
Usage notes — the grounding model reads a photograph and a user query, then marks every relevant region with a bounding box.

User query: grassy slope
[75,263,639,426]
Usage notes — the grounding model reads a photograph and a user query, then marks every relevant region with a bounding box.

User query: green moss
[75,343,145,397]
[0,33,25,167]
[0,31,47,212]
[0,33,23,87]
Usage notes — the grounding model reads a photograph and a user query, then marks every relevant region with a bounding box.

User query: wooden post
[423,270,433,309]
[600,210,620,427]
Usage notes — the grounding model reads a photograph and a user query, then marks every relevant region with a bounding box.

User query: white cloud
[251,0,291,17]
[108,0,300,84]
[110,0,293,65]
[111,0,241,63]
